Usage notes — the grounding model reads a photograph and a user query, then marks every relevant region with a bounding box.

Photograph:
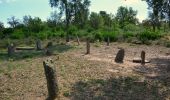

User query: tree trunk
[65,3,70,43]
[43,59,59,100]
[169,18,170,29]
[153,23,156,32]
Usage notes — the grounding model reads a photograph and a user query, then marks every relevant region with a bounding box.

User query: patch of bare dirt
[0,42,170,99]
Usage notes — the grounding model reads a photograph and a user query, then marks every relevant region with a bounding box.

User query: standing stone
[43,59,59,100]
[36,39,42,50]
[8,43,15,56]
[45,48,53,56]
[115,49,125,63]
[66,34,70,42]
[46,42,53,48]
[86,38,90,54]
[107,36,110,46]
[45,42,53,56]
[141,51,145,65]
[76,35,80,45]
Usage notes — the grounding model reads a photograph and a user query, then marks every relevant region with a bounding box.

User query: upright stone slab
[46,42,53,48]
[43,59,59,100]
[141,51,145,65]
[76,35,80,45]
[115,49,125,63]
[36,39,42,50]
[8,43,15,56]
[86,38,90,54]
[45,42,53,56]
[107,37,110,46]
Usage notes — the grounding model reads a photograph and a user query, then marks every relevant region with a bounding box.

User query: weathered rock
[8,43,15,56]
[107,37,110,46]
[76,35,80,45]
[45,48,53,56]
[36,40,42,50]
[45,42,53,56]
[46,42,53,48]
[133,58,150,63]
[43,59,59,100]
[86,38,90,54]
[141,51,145,65]
[16,47,35,50]
[115,49,125,63]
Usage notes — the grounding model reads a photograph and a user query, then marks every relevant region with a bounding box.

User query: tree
[116,6,138,28]
[0,22,4,38]
[49,0,74,42]
[29,17,44,33]
[99,11,112,27]
[23,15,32,27]
[89,12,103,29]
[47,11,62,28]
[0,22,4,32]
[7,16,20,28]
[23,16,44,33]
[162,0,170,28]
[146,0,163,31]
[72,0,90,28]
[49,0,91,42]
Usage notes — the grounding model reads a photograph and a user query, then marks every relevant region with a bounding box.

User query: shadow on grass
[0,44,74,61]
[133,57,170,80]
[0,50,44,61]
[52,44,74,53]
[71,77,166,100]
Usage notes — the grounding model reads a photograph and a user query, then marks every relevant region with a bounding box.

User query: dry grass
[0,41,170,100]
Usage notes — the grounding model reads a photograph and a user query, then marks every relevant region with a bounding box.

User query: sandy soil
[0,42,170,100]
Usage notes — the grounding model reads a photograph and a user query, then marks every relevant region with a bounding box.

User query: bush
[123,32,135,39]
[36,32,48,40]
[68,25,78,35]
[124,24,140,32]
[138,30,161,43]
[10,29,24,39]
[102,31,118,42]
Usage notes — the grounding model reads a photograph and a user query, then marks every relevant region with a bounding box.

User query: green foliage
[123,24,140,32]
[101,31,118,42]
[138,30,161,44]
[10,29,24,39]
[68,25,78,35]
[116,6,138,28]
[123,32,135,39]
[36,32,48,40]
[89,12,104,29]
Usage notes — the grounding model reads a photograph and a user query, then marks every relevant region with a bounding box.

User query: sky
[0,0,148,27]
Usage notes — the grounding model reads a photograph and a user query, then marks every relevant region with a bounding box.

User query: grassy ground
[0,40,170,100]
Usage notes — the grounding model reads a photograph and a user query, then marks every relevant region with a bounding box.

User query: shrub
[10,29,24,39]
[124,24,140,32]
[138,30,161,44]
[68,25,78,35]
[102,31,119,42]
[36,32,48,40]
[123,32,135,38]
